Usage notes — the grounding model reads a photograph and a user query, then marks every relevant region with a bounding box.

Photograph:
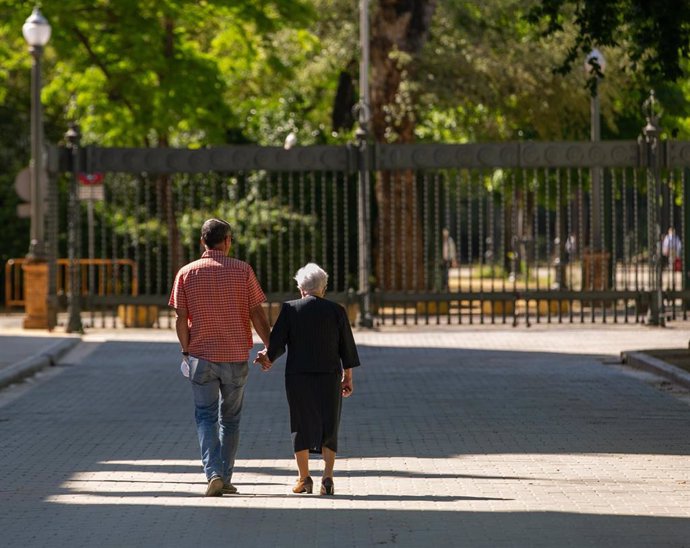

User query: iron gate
[37,126,690,327]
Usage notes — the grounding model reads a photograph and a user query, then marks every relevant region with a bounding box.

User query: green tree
[0,0,313,276]
[528,0,690,83]
[527,1,690,140]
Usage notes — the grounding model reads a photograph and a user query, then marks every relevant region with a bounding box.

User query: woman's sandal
[320,477,334,495]
[292,476,313,494]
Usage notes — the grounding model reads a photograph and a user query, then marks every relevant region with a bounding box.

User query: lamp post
[642,91,664,326]
[583,48,610,292]
[585,48,606,253]
[23,7,51,261]
[355,0,373,328]
[21,7,53,329]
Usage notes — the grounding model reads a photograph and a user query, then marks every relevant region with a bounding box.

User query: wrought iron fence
[27,134,690,327]
[371,164,688,326]
[369,140,690,325]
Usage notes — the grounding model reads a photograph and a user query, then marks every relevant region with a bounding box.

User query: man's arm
[249,303,271,347]
[174,308,190,353]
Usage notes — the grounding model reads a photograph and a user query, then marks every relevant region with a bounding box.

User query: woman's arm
[266,303,290,363]
[341,367,353,397]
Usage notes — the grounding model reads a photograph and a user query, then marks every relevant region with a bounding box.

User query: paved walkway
[1,321,690,547]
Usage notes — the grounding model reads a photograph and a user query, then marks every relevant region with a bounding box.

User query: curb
[0,337,81,389]
[621,350,690,390]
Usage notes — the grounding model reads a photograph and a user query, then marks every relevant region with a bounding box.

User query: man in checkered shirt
[169,218,271,497]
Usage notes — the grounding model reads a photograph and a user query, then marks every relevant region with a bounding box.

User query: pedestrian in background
[255,263,360,496]
[442,227,458,291]
[662,227,682,271]
[169,218,271,497]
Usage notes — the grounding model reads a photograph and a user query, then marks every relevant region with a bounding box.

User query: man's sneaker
[205,476,223,497]
[222,482,238,495]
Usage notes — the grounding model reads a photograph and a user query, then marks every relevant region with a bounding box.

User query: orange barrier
[5,258,138,308]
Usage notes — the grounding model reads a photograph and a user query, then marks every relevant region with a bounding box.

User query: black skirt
[285,372,342,454]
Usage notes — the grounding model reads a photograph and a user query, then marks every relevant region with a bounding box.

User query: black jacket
[267,296,360,374]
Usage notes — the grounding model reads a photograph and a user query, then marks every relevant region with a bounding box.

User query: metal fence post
[45,146,59,329]
[642,91,664,326]
[356,129,373,328]
[65,123,83,333]
[684,169,690,295]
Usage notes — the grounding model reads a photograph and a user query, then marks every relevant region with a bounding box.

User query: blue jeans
[188,357,249,482]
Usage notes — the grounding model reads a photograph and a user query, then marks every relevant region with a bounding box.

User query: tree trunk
[370,0,436,291]
[374,169,425,290]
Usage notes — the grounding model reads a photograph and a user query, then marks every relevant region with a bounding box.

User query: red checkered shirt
[168,249,266,362]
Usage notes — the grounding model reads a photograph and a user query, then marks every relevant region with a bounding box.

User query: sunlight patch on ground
[44,454,690,517]
[352,327,690,356]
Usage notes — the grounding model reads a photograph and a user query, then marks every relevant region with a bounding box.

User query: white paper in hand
[180,359,190,378]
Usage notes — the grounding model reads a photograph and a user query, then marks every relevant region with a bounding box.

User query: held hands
[253,348,272,371]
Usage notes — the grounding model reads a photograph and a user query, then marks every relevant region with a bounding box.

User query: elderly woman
[255,263,360,495]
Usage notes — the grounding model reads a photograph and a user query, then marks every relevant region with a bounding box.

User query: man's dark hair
[201,218,231,248]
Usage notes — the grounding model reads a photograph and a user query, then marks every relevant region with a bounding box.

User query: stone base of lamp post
[582,251,611,290]
[22,261,56,330]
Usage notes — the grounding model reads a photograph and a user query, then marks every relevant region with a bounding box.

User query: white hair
[294,263,328,295]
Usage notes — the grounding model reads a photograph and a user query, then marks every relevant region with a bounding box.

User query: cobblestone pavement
[1,324,690,547]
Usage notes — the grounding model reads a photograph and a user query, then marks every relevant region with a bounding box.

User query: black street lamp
[22,7,51,261]
[582,48,611,294]
[585,48,606,253]
[642,91,665,326]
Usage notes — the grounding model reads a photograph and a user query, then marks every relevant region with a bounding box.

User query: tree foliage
[414,0,635,141]
[0,0,314,147]
[528,0,690,82]
[525,0,690,139]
